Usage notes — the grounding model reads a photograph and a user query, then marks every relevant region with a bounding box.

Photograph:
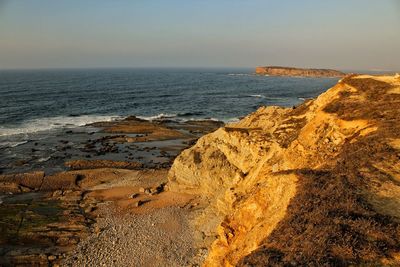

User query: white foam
[0,140,28,148]
[204,117,221,122]
[137,113,177,121]
[224,117,240,123]
[227,73,252,76]
[186,117,222,122]
[177,116,233,123]
[249,94,265,98]
[0,115,122,137]
[37,156,51,162]
[248,95,286,101]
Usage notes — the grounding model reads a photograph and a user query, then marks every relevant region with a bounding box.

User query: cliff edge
[255,66,345,77]
[168,74,400,266]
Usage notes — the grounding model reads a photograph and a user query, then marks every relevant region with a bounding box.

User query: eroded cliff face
[255,66,345,77]
[168,74,400,266]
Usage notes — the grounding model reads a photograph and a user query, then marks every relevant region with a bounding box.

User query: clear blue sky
[0,0,399,70]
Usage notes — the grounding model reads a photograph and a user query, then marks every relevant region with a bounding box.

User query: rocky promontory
[255,66,346,77]
[168,74,400,266]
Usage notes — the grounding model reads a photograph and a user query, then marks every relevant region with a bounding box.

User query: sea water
[0,68,339,150]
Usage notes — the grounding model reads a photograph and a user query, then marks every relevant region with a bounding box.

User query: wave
[137,113,177,121]
[0,115,122,137]
[248,95,288,101]
[224,117,240,123]
[227,73,252,76]
[0,140,28,149]
[137,112,239,124]
[249,94,265,98]
[137,112,208,121]
[37,156,51,162]
[187,117,221,122]
[0,113,234,139]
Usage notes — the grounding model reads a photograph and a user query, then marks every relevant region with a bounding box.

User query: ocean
[0,68,340,173]
[0,68,338,137]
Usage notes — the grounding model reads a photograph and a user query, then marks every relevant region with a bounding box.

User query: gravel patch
[63,206,206,267]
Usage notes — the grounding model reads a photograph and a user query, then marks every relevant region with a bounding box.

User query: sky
[0,0,399,70]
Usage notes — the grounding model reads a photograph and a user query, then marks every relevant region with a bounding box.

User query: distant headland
[255,66,346,78]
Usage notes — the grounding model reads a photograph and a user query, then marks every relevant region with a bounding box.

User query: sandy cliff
[168,74,400,266]
[255,66,345,77]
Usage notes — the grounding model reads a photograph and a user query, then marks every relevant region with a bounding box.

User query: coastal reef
[0,117,222,266]
[255,66,345,77]
[168,74,400,266]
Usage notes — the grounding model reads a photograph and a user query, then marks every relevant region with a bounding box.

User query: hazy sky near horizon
[0,0,399,70]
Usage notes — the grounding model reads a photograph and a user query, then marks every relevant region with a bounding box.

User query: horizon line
[0,66,397,74]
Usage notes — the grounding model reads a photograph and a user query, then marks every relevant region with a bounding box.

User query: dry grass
[239,168,400,266]
[239,76,400,266]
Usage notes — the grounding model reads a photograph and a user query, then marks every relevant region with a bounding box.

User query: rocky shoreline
[168,74,400,266]
[2,74,400,266]
[0,116,223,175]
[0,117,222,266]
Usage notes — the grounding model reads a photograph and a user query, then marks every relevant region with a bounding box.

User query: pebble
[150,188,158,194]
[85,206,94,213]
[62,206,201,266]
[130,193,140,199]
[134,200,144,207]
[47,255,57,261]
[52,190,63,197]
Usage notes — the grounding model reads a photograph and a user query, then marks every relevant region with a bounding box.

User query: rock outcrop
[168,74,400,266]
[255,66,345,77]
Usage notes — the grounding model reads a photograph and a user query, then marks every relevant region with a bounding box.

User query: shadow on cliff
[239,167,400,266]
[239,76,400,266]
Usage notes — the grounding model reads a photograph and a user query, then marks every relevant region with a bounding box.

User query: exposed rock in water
[255,66,346,77]
[167,74,400,266]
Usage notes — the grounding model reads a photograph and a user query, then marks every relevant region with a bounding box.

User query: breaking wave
[248,95,288,101]
[136,113,178,121]
[0,115,122,137]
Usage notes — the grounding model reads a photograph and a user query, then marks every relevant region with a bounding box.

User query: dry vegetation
[240,76,400,266]
[239,168,400,266]
[169,74,400,266]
